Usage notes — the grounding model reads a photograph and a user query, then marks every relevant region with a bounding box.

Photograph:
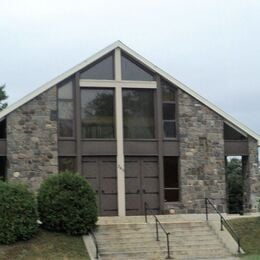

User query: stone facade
[176,89,226,213]
[244,137,260,212]
[7,87,58,190]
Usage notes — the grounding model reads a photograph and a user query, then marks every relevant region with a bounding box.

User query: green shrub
[38,172,97,235]
[0,181,39,244]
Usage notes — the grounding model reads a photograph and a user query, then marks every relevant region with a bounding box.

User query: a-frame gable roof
[1,41,259,145]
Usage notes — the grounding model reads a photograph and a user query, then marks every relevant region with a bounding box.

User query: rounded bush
[38,172,97,235]
[0,181,39,244]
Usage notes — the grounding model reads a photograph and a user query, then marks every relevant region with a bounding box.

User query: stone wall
[7,86,58,190]
[244,137,260,212]
[176,89,226,213]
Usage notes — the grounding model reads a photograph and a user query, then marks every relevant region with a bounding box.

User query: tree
[0,85,8,111]
[226,158,243,214]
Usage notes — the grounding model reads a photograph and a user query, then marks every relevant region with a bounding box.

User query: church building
[0,41,259,216]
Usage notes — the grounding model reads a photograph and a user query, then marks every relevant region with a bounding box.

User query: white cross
[79,48,157,216]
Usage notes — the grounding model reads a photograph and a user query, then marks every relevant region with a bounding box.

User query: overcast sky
[0,0,259,135]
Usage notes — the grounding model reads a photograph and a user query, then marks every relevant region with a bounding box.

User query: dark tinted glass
[121,54,154,81]
[163,121,176,138]
[0,157,6,181]
[0,119,6,138]
[164,157,178,188]
[163,103,175,120]
[58,101,73,119]
[165,189,179,202]
[80,54,114,80]
[58,81,73,99]
[81,88,114,138]
[162,82,176,101]
[59,120,73,137]
[59,157,76,172]
[123,89,155,139]
[164,157,179,202]
[58,101,74,137]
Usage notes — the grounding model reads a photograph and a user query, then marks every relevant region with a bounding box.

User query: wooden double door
[82,156,160,216]
[125,157,160,215]
[82,157,118,216]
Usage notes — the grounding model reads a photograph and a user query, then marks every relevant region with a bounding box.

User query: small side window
[164,157,179,202]
[162,81,177,138]
[58,80,74,138]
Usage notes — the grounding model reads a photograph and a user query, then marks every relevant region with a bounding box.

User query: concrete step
[99,244,229,254]
[94,217,235,260]
[99,240,226,250]
[95,229,214,239]
[97,236,221,247]
[99,248,232,259]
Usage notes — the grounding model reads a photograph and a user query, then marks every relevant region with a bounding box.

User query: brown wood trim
[156,75,165,213]
[75,72,82,174]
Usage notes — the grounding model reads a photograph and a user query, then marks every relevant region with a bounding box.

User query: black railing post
[238,238,241,253]
[166,232,171,259]
[205,198,208,221]
[156,218,159,241]
[220,216,224,231]
[144,202,148,223]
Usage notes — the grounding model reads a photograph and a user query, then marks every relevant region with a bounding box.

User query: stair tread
[94,220,234,259]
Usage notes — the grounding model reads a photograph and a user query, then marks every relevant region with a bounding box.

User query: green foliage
[0,85,8,111]
[0,181,39,244]
[227,158,243,213]
[38,172,97,235]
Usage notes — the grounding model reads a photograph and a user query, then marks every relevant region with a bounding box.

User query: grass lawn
[229,217,260,259]
[0,229,90,260]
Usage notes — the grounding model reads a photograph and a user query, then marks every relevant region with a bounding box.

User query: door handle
[101,190,105,194]
[136,189,140,194]
[143,189,146,194]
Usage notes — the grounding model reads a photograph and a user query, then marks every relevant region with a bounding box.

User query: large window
[164,157,179,202]
[81,88,115,139]
[123,89,155,139]
[162,81,177,138]
[80,53,114,80]
[58,81,74,137]
[121,53,154,81]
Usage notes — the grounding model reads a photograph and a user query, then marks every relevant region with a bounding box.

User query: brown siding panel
[81,141,116,155]
[224,141,248,156]
[124,141,157,155]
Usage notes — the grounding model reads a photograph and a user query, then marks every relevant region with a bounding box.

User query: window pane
[58,101,74,137]
[165,189,179,202]
[58,101,73,119]
[59,120,73,137]
[58,81,73,99]
[59,157,76,172]
[163,103,175,120]
[80,54,114,80]
[162,81,176,101]
[164,157,178,188]
[121,54,154,81]
[163,121,176,138]
[164,157,179,202]
[81,88,114,138]
[123,89,155,139]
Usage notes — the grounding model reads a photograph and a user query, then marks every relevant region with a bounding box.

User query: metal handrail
[205,198,241,253]
[89,229,99,259]
[144,202,172,259]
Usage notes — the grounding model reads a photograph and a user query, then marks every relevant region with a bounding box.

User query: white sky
[0,0,259,135]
